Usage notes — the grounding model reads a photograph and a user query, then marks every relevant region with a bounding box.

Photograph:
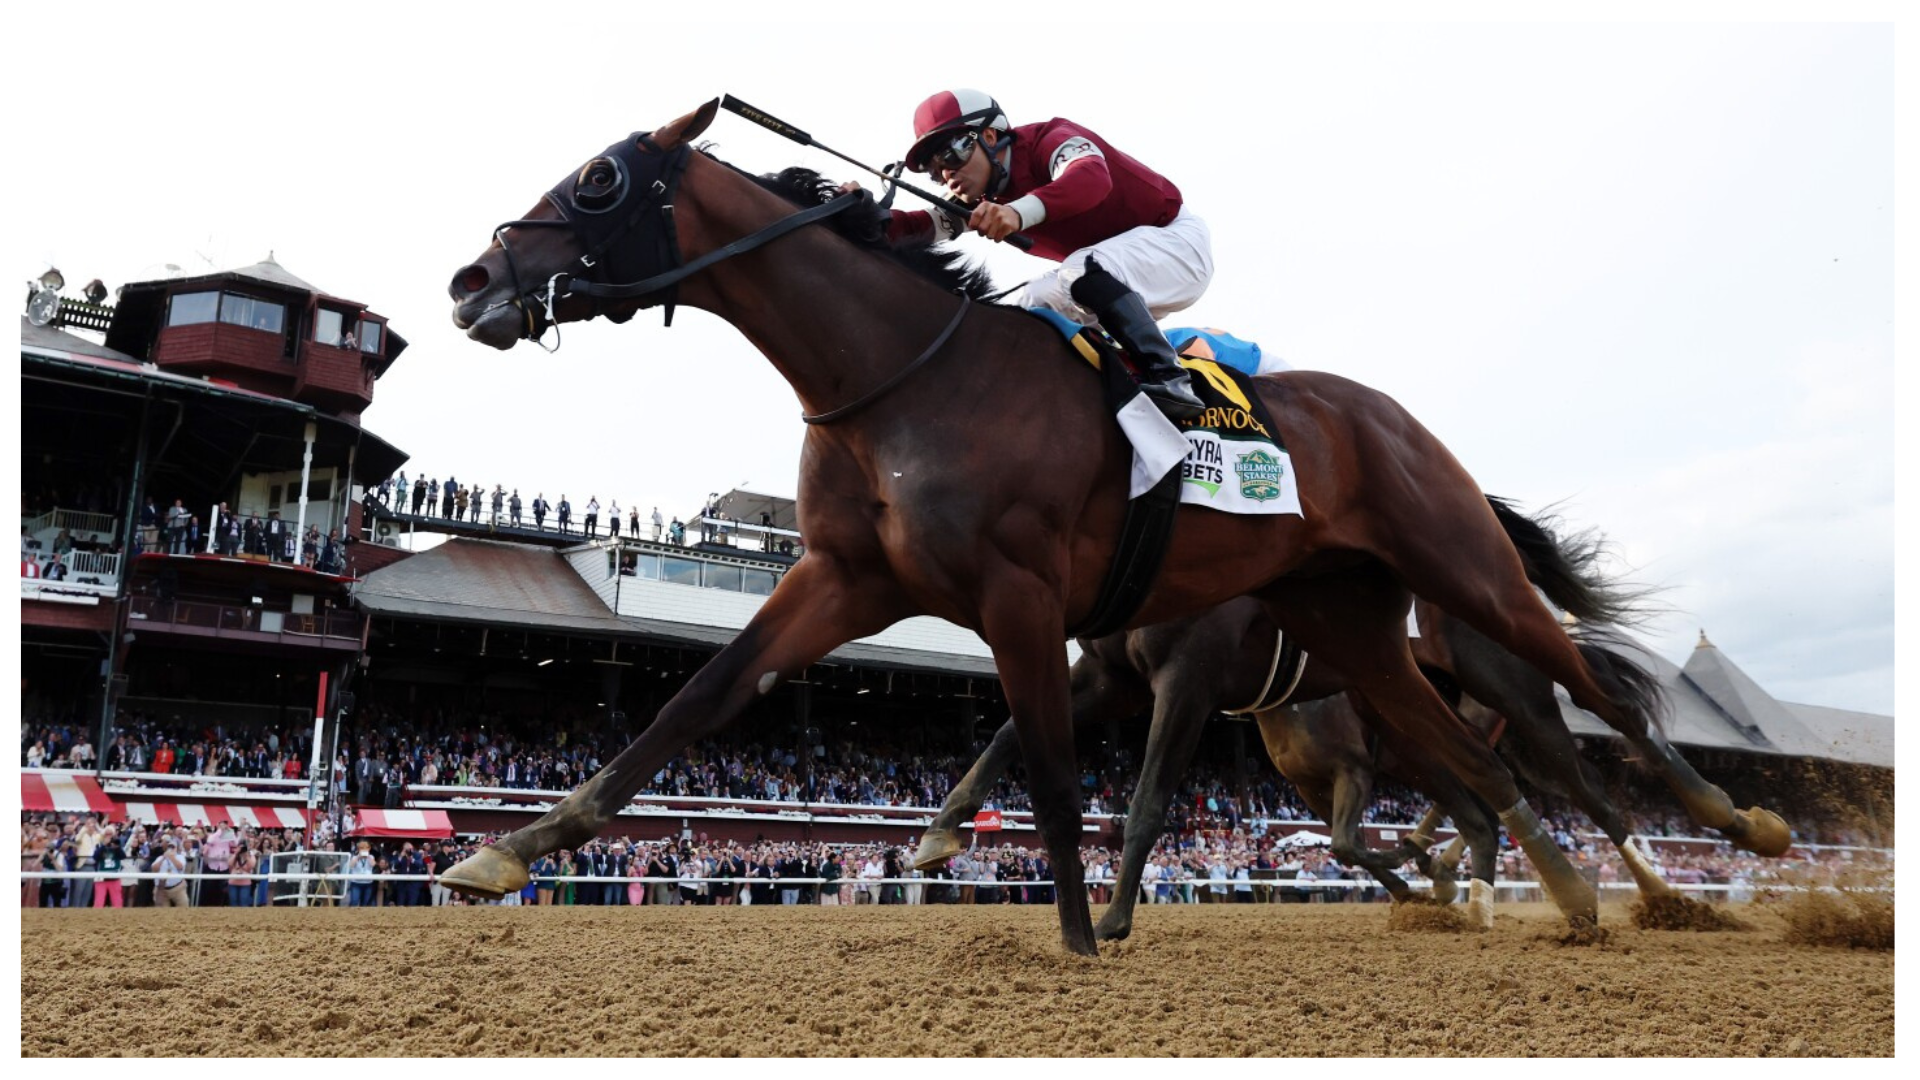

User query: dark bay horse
[916,502,1747,939]
[444,100,1787,954]
[914,591,1694,939]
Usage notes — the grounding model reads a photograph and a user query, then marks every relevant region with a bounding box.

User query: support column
[294,421,316,564]
[97,392,153,769]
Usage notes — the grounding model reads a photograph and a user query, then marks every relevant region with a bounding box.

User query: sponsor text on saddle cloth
[1030,310,1304,517]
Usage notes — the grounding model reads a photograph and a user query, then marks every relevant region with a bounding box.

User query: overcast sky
[12,8,1897,714]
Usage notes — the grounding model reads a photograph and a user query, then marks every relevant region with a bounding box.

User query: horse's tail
[1571,629,1672,741]
[1484,496,1661,628]
[1485,495,1670,739]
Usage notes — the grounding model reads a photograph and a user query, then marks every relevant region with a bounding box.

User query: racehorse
[915,578,1705,940]
[444,100,1788,954]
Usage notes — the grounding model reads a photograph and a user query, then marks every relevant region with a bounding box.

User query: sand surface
[20,901,1892,1057]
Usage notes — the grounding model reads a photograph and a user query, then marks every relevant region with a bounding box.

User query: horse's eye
[573,157,626,212]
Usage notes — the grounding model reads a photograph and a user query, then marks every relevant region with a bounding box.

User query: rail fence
[19,868,1779,896]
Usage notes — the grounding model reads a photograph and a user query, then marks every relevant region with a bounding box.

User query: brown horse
[444,101,1787,954]
[914,592,1693,939]
[916,501,1738,939]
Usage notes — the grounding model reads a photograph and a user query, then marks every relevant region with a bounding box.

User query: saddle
[1027,311,1302,639]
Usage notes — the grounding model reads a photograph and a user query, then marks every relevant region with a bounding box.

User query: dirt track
[20,901,1892,1056]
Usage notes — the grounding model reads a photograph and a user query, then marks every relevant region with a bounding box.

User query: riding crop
[720,94,1036,253]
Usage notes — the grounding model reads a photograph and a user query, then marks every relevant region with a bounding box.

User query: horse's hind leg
[1575,641,1789,858]
[1095,659,1217,941]
[1322,752,1416,902]
[1260,568,1599,926]
[1397,806,1462,903]
[1379,493,1789,856]
[1456,650,1677,903]
[440,557,908,898]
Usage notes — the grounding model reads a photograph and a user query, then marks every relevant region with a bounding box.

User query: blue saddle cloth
[1025,309,1266,377]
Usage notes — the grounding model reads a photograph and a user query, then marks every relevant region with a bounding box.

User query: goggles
[925,131,980,177]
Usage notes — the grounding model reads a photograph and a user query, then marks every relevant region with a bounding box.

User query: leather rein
[485,131,968,425]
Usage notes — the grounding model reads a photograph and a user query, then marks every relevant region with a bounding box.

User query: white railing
[21,869,1849,900]
[58,507,119,538]
[23,507,120,541]
[62,550,122,580]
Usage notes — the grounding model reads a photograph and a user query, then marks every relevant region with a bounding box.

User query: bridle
[480,131,968,424]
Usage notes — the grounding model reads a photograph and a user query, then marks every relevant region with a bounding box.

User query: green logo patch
[1234,448,1284,503]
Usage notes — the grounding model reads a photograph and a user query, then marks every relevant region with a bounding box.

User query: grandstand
[18,261,1893,860]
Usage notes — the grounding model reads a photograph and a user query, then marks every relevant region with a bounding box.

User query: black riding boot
[1069,256,1206,421]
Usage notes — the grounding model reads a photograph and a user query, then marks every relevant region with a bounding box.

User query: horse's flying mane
[702,148,1000,302]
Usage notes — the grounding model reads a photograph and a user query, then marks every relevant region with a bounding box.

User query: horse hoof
[911,829,965,872]
[1466,879,1495,931]
[1730,806,1792,857]
[441,845,529,899]
[1094,918,1133,943]
[1061,935,1100,958]
[1430,875,1459,906]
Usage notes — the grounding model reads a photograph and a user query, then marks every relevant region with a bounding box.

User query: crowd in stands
[366,472,798,556]
[22,490,347,578]
[23,695,1890,854]
[23,808,1886,913]
[369,470,678,543]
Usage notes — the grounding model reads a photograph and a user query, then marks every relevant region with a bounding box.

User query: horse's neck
[680,179,978,420]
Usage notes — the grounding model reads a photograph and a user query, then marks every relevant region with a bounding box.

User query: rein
[800,298,968,425]
[488,131,972,424]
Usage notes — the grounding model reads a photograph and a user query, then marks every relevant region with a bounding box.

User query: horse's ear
[655,99,720,149]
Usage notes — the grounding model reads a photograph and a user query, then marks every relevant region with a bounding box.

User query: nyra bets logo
[1234,448,1284,503]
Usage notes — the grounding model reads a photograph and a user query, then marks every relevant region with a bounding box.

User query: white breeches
[1006,207,1214,324]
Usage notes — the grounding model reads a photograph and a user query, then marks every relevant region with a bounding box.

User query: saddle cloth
[1029,309,1303,517]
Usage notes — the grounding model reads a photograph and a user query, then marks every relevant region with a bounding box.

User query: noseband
[486,131,859,351]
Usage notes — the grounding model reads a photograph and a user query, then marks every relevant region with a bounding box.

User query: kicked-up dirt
[19,900,1893,1056]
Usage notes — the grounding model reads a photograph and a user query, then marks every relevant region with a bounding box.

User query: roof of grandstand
[1552,634,1891,767]
[21,316,409,484]
[354,538,1000,677]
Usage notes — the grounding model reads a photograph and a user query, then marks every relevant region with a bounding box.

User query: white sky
[9,4,1902,715]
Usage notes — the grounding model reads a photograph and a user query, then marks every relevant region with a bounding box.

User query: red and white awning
[22,771,120,817]
[350,809,454,838]
[118,803,309,828]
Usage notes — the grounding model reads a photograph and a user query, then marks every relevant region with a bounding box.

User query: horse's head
[449,100,720,350]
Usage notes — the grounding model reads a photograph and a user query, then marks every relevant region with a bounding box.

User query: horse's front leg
[915,650,1148,871]
[1095,670,1213,941]
[980,581,1098,956]
[441,557,906,898]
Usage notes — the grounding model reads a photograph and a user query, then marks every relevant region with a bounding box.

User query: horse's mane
[705,150,999,302]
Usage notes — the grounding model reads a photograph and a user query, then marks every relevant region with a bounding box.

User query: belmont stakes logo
[1234,448,1285,502]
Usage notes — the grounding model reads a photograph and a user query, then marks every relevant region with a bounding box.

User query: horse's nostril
[458,266,490,295]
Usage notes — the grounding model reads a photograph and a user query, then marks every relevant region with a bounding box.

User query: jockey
[886,89,1208,420]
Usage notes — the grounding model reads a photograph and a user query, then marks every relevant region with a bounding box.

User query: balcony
[127,596,365,650]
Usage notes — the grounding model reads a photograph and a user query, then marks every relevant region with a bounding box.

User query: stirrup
[1140,374,1205,420]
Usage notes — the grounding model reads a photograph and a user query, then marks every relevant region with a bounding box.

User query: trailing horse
[913,498,1755,938]
[444,101,1787,954]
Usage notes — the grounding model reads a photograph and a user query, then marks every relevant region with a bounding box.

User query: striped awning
[22,771,120,817]
[118,803,309,828]
[349,808,453,838]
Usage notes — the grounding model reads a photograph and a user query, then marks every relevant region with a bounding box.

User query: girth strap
[1067,356,1183,641]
